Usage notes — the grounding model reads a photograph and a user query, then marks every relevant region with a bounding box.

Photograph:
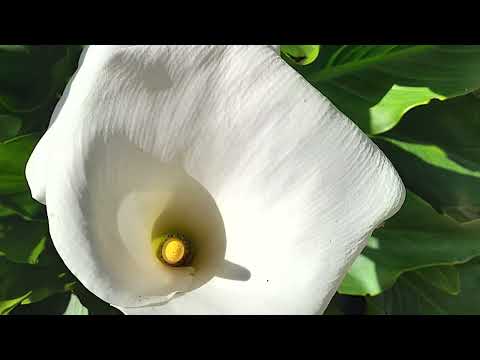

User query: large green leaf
[294,45,480,134]
[0,134,39,193]
[366,260,480,315]
[10,292,71,315]
[0,216,48,264]
[0,207,14,217]
[323,296,344,315]
[324,293,365,315]
[19,45,84,135]
[0,45,70,113]
[0,293,31,315]
[0,46,88,314]
[0,192,45,220]
[11,282,123,315]
[9,292,91,315]
[375,94,480,222]
[0,114,21,141]
[0,257,75,314]
[72,282,123,315]
[339,191,480,296]
[415,266,460,295]
[0,45,83,139]
[63,293,89,315]
[280,45,320,65]
[0,133,45,219]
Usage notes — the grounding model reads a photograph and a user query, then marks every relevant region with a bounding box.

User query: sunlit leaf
[366,259,480,315]
[376,94,480,222]
[293,45,480,134]
[340,192,480,296]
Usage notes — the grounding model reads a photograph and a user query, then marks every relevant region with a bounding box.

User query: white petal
[28,45,405,314]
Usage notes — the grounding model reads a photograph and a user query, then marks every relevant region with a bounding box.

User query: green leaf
[324,293,365,315]
[280,45,320,65]
[0,45,83,137]
[375,94,480,222]
[0,46,85,315]
[0,292,30,315]
[12,278,123,315]
[10,292,90,315]
[293,45,480,134]
[0,133,45,220]
[0,133,40,194]
[323,296,344,315]
[18,45,83,135]
[0,192,45,220]
[0,207,14,217]
[366,260,480,315]
[0,45,31,54]
[9,292,71,315]
[0,115,22,141]
[415,266,460,295]
[63,293,89,315]
[0,257,75,314]
[339,191,480,296]
[0,216,48,264]
[72,282,123,315]
[0,46,69,113]
[50,46,83,96]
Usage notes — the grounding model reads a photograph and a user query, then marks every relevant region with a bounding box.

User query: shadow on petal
[216,260,251,282]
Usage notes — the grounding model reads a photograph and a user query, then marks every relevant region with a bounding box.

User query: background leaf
[323,293,365,315]
[415,266,459,295]
[375,94,480,222]
[0,46,73,113]
[0,207,14,217]
[0,133,45,220]
[0,46,96,315]
[294,45,480,134]
[0,192,45,220]
[10,292,71,315]
[10,292,89,315]
[72,282,123,315]
[9,281,123,315]
[0,216,48,264]
[0,115,22,141]
[0,257,75,314]
[63,293,89,315]
[280,45,320,65]
[0,134,40,195]
[339,191,480,296]
[366,259,480,315]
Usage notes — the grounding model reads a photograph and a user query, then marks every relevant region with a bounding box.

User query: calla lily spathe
[26,45,405,314]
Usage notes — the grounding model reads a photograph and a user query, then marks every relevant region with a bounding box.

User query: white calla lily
[26,45,405,314]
